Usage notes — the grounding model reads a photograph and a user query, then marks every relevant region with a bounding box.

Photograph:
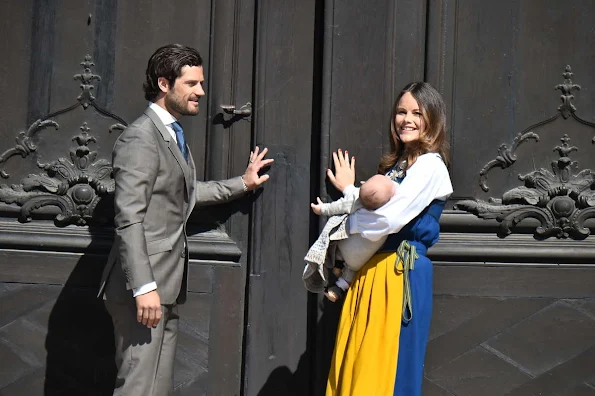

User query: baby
[311,174,397,302]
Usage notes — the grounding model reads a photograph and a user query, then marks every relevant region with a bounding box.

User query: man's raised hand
[242,146,274,190]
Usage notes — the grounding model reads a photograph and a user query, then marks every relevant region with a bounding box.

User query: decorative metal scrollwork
[479,131,539,192]
[478,65,591,193]
[0,120,59,179]
[555,65,581,119]
[0,123,115,225]
[456,66,595,239]
[0,55,126,226]
[456,135,595,239]
[74,55,102,109]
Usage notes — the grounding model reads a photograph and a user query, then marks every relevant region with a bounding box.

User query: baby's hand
[311,197,324,216]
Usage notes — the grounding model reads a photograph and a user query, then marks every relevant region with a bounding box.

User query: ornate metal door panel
[423,1,595,395]
[0,1,255,395]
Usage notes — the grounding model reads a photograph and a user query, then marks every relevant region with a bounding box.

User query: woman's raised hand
[327,149,355,193]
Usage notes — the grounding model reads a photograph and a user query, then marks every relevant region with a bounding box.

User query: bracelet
[241,176,249,192]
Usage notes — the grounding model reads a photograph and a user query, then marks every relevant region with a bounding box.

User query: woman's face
[395,92,425,145]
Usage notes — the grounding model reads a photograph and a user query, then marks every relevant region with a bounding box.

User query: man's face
[161,65,205,119]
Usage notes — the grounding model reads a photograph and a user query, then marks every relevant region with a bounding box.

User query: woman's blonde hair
[378,82,450,174]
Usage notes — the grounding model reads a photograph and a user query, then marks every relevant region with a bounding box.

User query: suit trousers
[105,299,179,396]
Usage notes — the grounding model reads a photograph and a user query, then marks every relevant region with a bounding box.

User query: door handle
[220,102,252,116]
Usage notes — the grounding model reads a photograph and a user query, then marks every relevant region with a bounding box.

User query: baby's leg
[341,267,356,284]
[325,267,355,302]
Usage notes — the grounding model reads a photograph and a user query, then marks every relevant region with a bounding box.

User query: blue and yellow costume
[326,159,448,396]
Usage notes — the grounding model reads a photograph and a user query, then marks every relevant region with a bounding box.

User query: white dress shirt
[348,153,453,241]
[149,102,178,142]
[132,103,180,297]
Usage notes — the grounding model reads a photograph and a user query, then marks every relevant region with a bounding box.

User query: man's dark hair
[143,44,203,101]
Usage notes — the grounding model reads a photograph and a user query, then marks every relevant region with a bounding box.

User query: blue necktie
[171,121,188,162]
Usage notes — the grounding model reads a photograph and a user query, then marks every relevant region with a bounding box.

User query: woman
[324,82,453,396]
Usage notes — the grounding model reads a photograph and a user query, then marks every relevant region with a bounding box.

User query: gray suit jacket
[99,107,245,304]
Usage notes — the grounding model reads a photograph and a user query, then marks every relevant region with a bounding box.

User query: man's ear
[157,77,170,93]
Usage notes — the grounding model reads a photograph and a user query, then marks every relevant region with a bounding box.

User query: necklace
[386,160,407,181]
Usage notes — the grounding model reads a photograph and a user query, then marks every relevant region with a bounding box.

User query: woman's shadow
[43,207,117,395]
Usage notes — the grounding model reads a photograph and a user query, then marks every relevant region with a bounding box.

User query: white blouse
[347,153,453,241]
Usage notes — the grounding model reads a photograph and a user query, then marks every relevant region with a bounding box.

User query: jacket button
[181,250,186,258]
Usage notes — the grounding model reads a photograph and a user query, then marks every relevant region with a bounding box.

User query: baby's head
[359,175,396,210]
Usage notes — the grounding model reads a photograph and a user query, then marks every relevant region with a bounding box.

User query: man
[98,44,272,395]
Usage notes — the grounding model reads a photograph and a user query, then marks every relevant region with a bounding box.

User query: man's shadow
[40,188,327,395]
[43,203,117,396]
[256,292,342,396]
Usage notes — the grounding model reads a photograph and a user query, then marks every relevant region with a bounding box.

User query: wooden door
[311,0,595,395]
[240,1,319,395]
[0,1,255,395]
[3,1,595,395]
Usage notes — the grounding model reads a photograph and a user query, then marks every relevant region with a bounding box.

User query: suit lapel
[144,108,193,201]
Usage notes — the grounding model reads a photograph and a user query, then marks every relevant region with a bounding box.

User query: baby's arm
[311,186,360,216]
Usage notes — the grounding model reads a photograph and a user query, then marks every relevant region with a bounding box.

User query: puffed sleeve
[348,153,453,241]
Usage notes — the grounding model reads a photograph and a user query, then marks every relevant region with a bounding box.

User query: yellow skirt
[326,252,403,396]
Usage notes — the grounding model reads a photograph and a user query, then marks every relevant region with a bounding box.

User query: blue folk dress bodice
[378,172,445,256]
[376,173,445,325]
